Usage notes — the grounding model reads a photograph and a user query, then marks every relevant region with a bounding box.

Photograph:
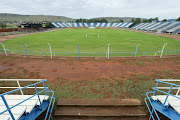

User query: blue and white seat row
[51,22,133,28]
[132,22,180,34]
[145,79,180,120]
[0,95,49,120]
[0,79,55,120]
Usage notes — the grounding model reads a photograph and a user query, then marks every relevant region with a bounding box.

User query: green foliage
[177,17,180,21]
[136,62,146,67]
[116,20,124,22]
[44,22,54,28]
[47,79,156,100]
[162,19,167,22]
[0,22,7,29]
[131,18,142,26]
[130,19,134,22]
[142,19,148,22]
[76,18,108,22]
[147,17,159,22]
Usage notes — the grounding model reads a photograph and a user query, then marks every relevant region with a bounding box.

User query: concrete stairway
[54,99,147,120]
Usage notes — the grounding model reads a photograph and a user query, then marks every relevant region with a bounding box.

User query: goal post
[86,33,100,39]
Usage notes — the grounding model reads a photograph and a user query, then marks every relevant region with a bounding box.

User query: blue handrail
[145,79,180,120]
[0,79,55,120]
[145,92,160,120]
[0,89,47,115]
[0,80,47,96]
[44,91,55,120]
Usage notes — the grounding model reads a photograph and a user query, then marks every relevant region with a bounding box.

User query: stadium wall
[0,28,18,32]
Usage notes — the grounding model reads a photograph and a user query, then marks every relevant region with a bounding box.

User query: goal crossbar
[86,33,100,39]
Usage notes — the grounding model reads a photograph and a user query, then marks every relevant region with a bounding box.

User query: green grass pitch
[2,29,180,57]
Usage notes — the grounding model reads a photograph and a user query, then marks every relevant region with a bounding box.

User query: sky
[0,0,180,20]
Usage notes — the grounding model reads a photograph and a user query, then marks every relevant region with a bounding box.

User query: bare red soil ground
[0,56,179,81]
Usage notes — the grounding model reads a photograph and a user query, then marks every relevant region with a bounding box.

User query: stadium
[0,1,180,120]
[1,22,180,58]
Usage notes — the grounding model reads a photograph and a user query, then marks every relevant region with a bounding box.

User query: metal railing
[1,49,180,58]
[0,79,55,120]
[145,93,160,120]
[0,79,47,95]
[145,79,180,120]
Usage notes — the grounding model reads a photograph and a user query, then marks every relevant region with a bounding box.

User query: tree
[148,18,153,22]
[0,23,6,29]
[76,19,80,22]
[177,17,180,21]
[83,19,87,22]
[134,18,141,23]
[131,18,141,26]
[162,19,167,22]
[79,18,83,22]
[45,22,54,28]
[130,19,135,22]
[85,18,108,22]
[100,18,107,22]
[148,17,159,22]
[154,17,159,22]
[142,19,148,22]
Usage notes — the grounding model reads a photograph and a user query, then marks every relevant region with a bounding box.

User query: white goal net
[86,33,100,39]
[89,27,96,29]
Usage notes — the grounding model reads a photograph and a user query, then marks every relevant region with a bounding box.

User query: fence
[1,48,180,58]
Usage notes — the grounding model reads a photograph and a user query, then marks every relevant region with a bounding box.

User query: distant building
[17,23,43,32]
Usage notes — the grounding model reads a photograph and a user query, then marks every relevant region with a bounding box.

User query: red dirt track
[0,56,179,81]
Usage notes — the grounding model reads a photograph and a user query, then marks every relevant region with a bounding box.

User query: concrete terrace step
[55,117,147,120]
[57,99,142,107]
[55,99,146,120]
[54,106,146,117]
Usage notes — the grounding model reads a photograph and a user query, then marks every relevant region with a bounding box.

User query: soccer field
[2,29,180,57]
